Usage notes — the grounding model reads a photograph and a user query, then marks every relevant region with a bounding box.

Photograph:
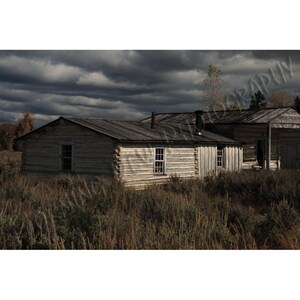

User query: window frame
[59,143,74,172]
[216,145,224,168]
[153,147,167,175]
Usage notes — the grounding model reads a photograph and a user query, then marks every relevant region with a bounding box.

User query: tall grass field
[1,150,300,249]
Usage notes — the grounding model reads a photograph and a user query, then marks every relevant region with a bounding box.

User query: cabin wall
[197,146,216,178]
[210,125,300,170]
[18,119,117,177]
[234,125,283,170]
[118,143,242,188]
[208,124,268,169]
[117,144,196,188]
[224,146,243,173]
[234,126,300,170]
[205,124,235,139]
[275,128,300,169]
[233,125,266,169]
[198,145,242,177]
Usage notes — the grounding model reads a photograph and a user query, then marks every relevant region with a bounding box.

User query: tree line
[203,64,300,111]
[0,112,36,151]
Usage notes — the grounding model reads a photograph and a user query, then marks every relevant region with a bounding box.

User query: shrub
[255,200,300,249]
[0,165,300,249]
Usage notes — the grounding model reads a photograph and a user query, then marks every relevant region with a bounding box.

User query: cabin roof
[141,107,300,128]
[65,117,239,144]
[16,116,241,145]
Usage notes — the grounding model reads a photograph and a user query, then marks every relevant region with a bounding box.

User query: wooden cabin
[142,107,300,171]
[16,114,242,188]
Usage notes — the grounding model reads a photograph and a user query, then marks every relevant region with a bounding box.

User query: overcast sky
[0,50,299,125]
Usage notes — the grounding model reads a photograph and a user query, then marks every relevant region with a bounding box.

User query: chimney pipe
[195,110,204,135]
[151,112,156,129]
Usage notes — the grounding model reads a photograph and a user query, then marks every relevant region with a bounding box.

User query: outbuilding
[143,107,300,170]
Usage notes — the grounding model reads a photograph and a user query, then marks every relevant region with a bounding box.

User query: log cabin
[142,107,300,171]
[16,112,242,188]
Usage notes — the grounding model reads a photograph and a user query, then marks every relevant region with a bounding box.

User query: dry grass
[0,151,22,176]
[1,151,300,249]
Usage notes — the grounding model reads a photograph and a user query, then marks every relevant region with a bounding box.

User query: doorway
[256,140,265,168]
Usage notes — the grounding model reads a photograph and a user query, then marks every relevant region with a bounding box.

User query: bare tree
[203,65,225,110]
[269,90,294,107]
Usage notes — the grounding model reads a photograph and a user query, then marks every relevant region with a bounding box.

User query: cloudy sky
[0,50,299,125]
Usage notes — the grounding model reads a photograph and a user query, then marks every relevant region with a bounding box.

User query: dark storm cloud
[0,50,299,125]
[251,50,300,63]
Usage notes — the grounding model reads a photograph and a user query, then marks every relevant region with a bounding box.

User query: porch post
[266,124,271,170]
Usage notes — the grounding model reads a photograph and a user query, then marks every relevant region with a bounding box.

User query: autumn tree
[269,90,293,107]
[0,124,16,151]
[203,64,226,110]
[249,90,267,109]
[15,112,36,138]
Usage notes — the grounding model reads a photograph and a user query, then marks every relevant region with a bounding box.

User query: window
[154,148,166,175]
[217,145,224,168]
[61,144,72,171]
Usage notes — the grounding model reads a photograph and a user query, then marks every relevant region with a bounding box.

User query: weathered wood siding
[271,109,300,128]
[233,125,280,170]
[198,145,242,178]
[198,146,217,178]
[117,144,196,187]
[211,125,300,170]
[276,128,300,169]
[224,146,243,173]
[234,125,266,164]
[19,119,117,176]
[118,143,242,187]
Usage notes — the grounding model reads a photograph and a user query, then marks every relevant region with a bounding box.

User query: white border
[1,0,300,299]
[1,0,300,49]
[0,250,299,300]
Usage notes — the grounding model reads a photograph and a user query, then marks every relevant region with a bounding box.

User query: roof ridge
[146,106,295,116]
[66,117,143,123]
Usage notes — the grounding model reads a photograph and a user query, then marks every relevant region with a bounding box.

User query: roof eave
[118,139,241,145]
[14,117,63,141]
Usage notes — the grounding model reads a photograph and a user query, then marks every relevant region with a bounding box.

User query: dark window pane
[155,148,164,161]
[154,148,165,174]
[217,146,223,167]
[61,145,72,171]
[62,158,72,171]
[155,161,164,173]
[62,145,72,157]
